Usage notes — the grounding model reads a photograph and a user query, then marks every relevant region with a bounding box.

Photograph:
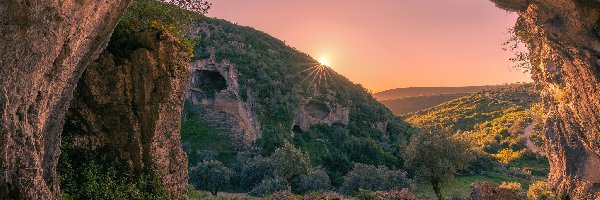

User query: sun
[318,57,331,66]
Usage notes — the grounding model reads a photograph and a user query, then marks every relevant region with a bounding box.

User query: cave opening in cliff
[305,100,331,120]
[292,124,303,135]
[194,70,227,96]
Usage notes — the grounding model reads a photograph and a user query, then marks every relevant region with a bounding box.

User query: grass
[415,172,530,198]
[181,118,237,164]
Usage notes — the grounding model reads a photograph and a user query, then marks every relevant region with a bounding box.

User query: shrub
[340,163,411,195]
[498,181,523,191]
[238,155,276,190]
[249,178,289,197]
[272,141,311,186]
[404,129,474,199]
[527,181,556,200]
[189,160,232,195]
[292,168,332,194]
[493,148,522,164]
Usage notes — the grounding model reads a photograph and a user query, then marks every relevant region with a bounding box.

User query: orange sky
[207,0,532,92]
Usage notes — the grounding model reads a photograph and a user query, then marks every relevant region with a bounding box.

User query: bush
[292,168,331,194]
[404,129,474,199]
[272,141,311,185]
[341,163,411,195]
[238,155,276,190]
[493,148,522,164]
[189,160,232,195]
[527,181,556,200]
[498,181,523,191]
[249,178,289,197]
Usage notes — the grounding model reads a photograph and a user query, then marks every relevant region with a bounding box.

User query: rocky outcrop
[63,27,191,198]
[0,1,131,198]
[491,0,600,198]
[293,100,350,133]
[187,50,261,147]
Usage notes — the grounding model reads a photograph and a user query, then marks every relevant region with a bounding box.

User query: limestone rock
[293,100,350,133]
[492,0,600,199]
[187,50,262,148]
[0,0,131,198]
[64,28,191,199]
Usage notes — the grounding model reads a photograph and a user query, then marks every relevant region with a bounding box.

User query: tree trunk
[431,179,442,200]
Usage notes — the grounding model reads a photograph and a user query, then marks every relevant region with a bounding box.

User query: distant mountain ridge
[374,85,522,101]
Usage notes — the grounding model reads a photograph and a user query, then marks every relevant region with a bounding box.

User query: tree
[340,163,411,195]
[271,140,311,188]
[161,0,211,14]
[404,129,475,199]
[292,167,331,194]
[189,160,232,195]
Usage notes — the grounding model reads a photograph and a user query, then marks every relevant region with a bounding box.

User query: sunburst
[296,61,339,95]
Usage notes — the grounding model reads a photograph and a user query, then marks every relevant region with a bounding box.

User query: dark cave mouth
[194,70,227,94]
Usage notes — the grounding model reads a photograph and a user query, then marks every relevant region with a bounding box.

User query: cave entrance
[305,100,331,120]
[194,70,227,96]
[292,124,304,135]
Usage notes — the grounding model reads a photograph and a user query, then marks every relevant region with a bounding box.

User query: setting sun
[318,57,331,66]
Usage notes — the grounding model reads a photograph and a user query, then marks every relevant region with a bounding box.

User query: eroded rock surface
[0,0,131,198]
[492,0,600,198]
[63,27,191,198]
[293,100,350,133]
[187,50,262,148]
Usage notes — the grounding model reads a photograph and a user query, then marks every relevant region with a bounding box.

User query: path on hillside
[484,92,545,155]
[522,119,545,155]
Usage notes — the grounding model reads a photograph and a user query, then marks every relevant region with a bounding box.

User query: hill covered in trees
[404,83,548,196]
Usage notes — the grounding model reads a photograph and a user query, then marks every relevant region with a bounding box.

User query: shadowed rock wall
[491,0,600,198]
[0,1,131,198]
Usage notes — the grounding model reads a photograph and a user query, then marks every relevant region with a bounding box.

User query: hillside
[180,4,414,189]
[380,93,468,116]
[374,85,507,101]
[404,83,548,196]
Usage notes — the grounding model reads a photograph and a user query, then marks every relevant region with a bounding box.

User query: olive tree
[340,163,411,195]
[189,160,232,195]
[271,140,311,188]
[404,129,474,199]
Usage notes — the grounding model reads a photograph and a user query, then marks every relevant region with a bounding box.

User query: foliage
[291,168,331,194]
[403,129,475,199]
[189,160,233,195]
[340,163,411,195]
[181,117,237,165]
[498,181,523,191]
[271,141,311,185]
[161,0,211,14]
[249,178,289,197]
[59,139,168,199]
[493,149,523,164]
[237,154,276,190]
[527,181,556,200]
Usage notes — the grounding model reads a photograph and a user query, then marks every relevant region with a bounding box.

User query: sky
[207,0,532,92]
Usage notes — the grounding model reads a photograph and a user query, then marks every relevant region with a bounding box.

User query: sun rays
[295,61,339,95]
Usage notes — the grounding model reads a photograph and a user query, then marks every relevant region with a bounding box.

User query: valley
[1,0,598,199]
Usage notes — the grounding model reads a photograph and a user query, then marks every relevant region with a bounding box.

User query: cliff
[0,1,131,198]
[60,25,191,199]
[491,0,600,198]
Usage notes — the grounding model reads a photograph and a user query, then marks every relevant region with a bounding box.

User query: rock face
[0,1,131,198]
[187,51,262,147]
[491,0,600,198]
[293,100,350,134]
[63,28,191,198]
